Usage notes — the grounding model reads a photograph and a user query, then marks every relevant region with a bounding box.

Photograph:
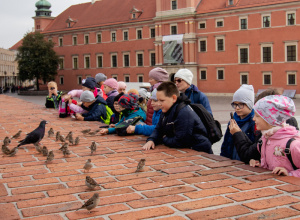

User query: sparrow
[59,135,65,143]
[90,141,97,155]
[46,150,54,163]
[17,120,47,147]
[55,131,61,141]
[74,137,80,145]
[3,136,11,146]
[65,131,73,141]
[59,142,69,151]
[85,176,100,190]
[135,158,146,172]
[69,135,74,145]
[76,193,99,212]
[81,129,91,134]
[42,146,48,156]
[34,143,43,153]
[2,144,11,155]
[8,147,18,157]
[83,159,92,172]
[11,130,22,139]
[88,130,100,136]
[62,148,71,157]
[48,128,54,137]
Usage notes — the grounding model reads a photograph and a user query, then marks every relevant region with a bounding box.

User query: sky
[0,0,89,49]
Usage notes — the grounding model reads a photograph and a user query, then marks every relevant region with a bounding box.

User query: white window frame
[137,74,144,83]
[150,51,156,66]
[239,16,248,30]
[240,72,249,85]
[261,13,271,28]
[170,24,178,35]
[123,52,130,67]
[171,0,177,10]
[112,74,118,80]
[72,56,79,69]
[286,10,296,26]
[287,71,297,85]
[199,68,207,80]
[96,54,103,68]
[216,68,225,80]
[77,75,83,85]
[260,43,273,63]
[124,74,130,82]
[150,27,155,38]
[238,44,250,64]
[111,53,118,68]
[136,28,143,40]
[199,37,207,52]
[58,37,63,47]
[84,34,89,44]
[72,35,77,45]
[262,71,272,85]
[58,57,64,70]
[111,31,116,42]
[198,21,206,29]
[215,35,225,51]
[123,30,129,41]
[96,32,102,43]
[136,52,144,67]
[228,0,234,5]
[84,55,90,69]
[59,76,64,85]
[285,41,298,62]
[216,18,224,28]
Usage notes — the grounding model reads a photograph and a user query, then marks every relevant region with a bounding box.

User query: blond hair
[47,81,57,89]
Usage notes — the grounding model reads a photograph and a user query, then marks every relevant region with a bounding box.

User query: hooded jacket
[146,82,162,125]
[81,96,107,122]
[147,94,212,154]
[135,109,162,136]
[105,90,119,114]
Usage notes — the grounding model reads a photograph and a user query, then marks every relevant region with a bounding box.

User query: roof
[10,39,23,51]
[43,0,156,33]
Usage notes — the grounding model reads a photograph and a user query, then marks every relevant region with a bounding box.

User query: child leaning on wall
[45,81,62,109]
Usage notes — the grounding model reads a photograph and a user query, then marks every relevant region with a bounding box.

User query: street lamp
[4,71,6,87]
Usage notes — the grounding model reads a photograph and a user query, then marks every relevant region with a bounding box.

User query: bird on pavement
[3,137,11,146]
[135,158,146,172]
[17,120,47,148]
[59,142,69,151]
[76,193,100,212]
[46,150,54,163]
[8,147,18,157]
[90,141,97,155]
[83,159,92,172]
[2,144,11,155]
[88,130,100,136]
[11,130,22,139]
[48,128,54,137]
[59,135,65,143]
[42,146,48,156]
[55,131,61,141]
[34,143,43,153]
[74,137,80,145]
[69,135,74,145]
[85,176,100,190]
[81,129,91,134]
[66,131,73,141]
[62,148,71,157]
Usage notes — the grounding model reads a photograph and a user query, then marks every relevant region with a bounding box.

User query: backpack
[175,103,223,144]
[115,116,144,136]
[58,98,69,118]
[100,104,114,125]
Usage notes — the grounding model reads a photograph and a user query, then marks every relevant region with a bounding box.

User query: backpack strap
[258,138,263,153]
[284,138,297,170]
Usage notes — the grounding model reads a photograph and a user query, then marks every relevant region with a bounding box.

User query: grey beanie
[232,84,254,110]
[150,89,158,101]
[138,88,150,100]
[95,73,107,83]
[80,90,95,102]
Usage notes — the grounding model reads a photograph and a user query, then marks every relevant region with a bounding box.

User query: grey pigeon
[12,130,22,139]
[76,193,99,212]
[48,128,54,137]
[17,120,47,148]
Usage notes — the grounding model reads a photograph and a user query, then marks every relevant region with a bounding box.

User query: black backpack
[175,103,223,144]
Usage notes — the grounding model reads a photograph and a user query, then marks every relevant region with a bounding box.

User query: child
[109,92,124,125]
[103,78,119,113]
[118,81,127,94]
[127,89,162,136]
[95,73,107,99]
[250,95,300,177]
[142,82,212,153]
[100,93,146,135]
[75,90,108,122]
[146,67,169,125]
[220,84,255,160]
[45,81,62,109]
[138,88,150,112]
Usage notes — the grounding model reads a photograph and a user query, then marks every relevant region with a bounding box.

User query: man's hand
[126,125,135,134]
[249,159,260,167]
[272,167,289,176]
[142,141,155,151]
[229,119,241,135]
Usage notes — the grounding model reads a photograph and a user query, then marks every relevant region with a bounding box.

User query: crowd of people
[45,68,300,177]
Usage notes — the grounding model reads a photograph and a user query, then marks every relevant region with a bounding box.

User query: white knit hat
[174,69,193,85]
[232,84,254,110]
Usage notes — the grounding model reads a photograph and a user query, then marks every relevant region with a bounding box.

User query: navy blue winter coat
[147,95,213,154]
[82,96,108,122]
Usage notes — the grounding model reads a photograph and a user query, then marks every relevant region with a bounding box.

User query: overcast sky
[0,0,89,49]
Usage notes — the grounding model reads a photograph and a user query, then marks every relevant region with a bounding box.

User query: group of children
[45,69,300,177]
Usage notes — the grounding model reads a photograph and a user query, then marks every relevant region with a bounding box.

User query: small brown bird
[48,128,54,137]
[65,131,73,141]
[11,130,22,139]
[42,146,48,156]
[135,158,146,172]
[85,176,100,190]
[81,129,91,134]
[59,142,69,151]
[34,143,43,153]
[2,144,11,155]
[55,131,61,141]
[90,141,97,155]
[83,159,93,172]
[69,135,74,145]
[3,137,11,146]
[88,130,100,136]
[59,135,65,143]
[76,193,100,212]
[74,137,80,145]
[46,150,54,163]
[62,148,71,157]
[8,147,18,157]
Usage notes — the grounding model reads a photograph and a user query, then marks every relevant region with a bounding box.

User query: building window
[287,72,296,85]
[97,33,102,43]
[59,37,63,46]
[199,39,207,52]
[124,54,130,67]
[287,12,296,26]
[171,0,177,10]
[263,15,271,28]
[137,53,143,66]
[97,55,103,68]
[216,19,224,27]
[262,46,272,63]
[200,69,207,80]
[263,72,272,85]
[78,76,82,85]
[123,31,128,41]
[132,13,136,19]
[112,75,118,80]
[150,28,155,38]
[199,21,206,29]
[73,36,77,45]
[84,56,90,69]
[111,32,116,42]
[239,46,249,63]
[59,76,64,85]
[84,35,89,44]
[137,29,142,39]
[73,57,78,69]
[58,58,64,70]
[138,75,144,82]
[216,37,225,51]
[217,68,224,80]
[111,54,117,67]
[124,75,130,82]
[150,52,156,66]
[286,44,297,62]
[240,17,247,30]
[228,0,233,5]
[240,73,249,84]
[171,25,177,35]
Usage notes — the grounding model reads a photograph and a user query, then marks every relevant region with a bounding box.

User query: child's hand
[109,124,116,128]
[100,129,108,135]
[249,159,260,167]
[77,102,82,106]
[142,141,155,151]
[63,94,71,102]
[272,167,289,176]
[229,119,241,135]
[126,125,135,134]
[75,113,84,121]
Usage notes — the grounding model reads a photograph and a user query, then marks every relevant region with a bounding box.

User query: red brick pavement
[0,95,300,219]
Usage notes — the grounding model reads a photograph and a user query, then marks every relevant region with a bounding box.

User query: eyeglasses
[231,103,245,109]
[174,79,183,83]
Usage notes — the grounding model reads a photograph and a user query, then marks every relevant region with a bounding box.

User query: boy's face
[151,99,162,111]
[149,78,158,86]
[113,101,122,113]
[253,112,273,131]
[48,85,57,93]
[82,101,94,108]
[156,91,177,113]
[118,88,126,94]
[232,102,251,119]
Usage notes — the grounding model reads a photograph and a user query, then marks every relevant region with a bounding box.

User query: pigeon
[83,159,92,172]
[17,120,47,148]
[81,129,91,134]
[88,130,100,136]
[55,131,61,141]
[74,137,80,145]
[69,135,74,145]
[62,148,71,157]
[90,141,97,155]
[135,158,146,172]
[59,142,69,151]
[11,130,22,139]
[46,150,54,163]
[42,146,48,156]
[59,135,65,143]
[2,144,11,155]
[8,147,18,157]
[76,193,99,212]
[3,137,11,146]
[85,176,100,190]
[34,143,43,153]
[48,128,54,137]
[66,131,73,141]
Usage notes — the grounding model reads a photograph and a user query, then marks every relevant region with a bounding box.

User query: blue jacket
[82,96,107,122]
[147,95,212,154]
[108,107,146,134]
[220,110,255,160]
[135,109,162,136]
[185,84,212,115]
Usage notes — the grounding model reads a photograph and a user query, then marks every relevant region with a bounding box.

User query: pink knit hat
[149,67,169,82]
[104,78,118,90]
[254,95,296,126]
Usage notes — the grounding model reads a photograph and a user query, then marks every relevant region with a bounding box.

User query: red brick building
[12,0,300,94]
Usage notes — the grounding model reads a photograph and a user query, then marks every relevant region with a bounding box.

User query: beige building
[0,48,18,88]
